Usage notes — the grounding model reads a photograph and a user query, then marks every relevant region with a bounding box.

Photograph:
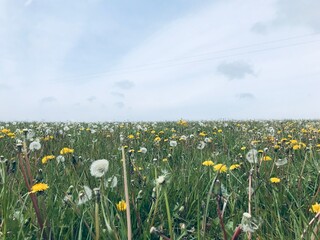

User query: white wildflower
[139,147,147,154]
[169,140,177,147]
[105,176,118,188]
[156,175,166,185]
[56,155,65,163]
[77,185,93,205]
[275,158,288,166]
[197,141,206,150]
[90,159,109,178]
[246,149,258,163]
[29,141,41,151]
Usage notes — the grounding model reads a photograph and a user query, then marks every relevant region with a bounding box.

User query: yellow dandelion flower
[31,183,49,193]
[41,155,55,164]
[213,163,228,173]
[218,129,223,133]
[292,144,300,150]
[116,200,127,211]
[1,129,10,134]
[310,203,320,214]
[199,132,207,137]
[177,119,188,126]
[241,146,246,151]
[290,139,298,145]
[202,160,214,166]
[270,177,281,183]
[7,132,15,138]
[60,147,74,155]
[274,145,280,150]
[154,136,161,142]
[162,158,168,162]
[229,164,241,170]
[262,156,272,161]
[128,134,135,139]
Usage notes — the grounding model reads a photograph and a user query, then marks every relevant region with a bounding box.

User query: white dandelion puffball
[77,185,93,205]
[246,149,258,163]
[90,159,109,177]
[139,147,147,154]
[156,175,166,185]
[56,155,65,163]
[29,141,41,151]
[197,141,206,150]
[275,158,288,166]
[169,140,177,147]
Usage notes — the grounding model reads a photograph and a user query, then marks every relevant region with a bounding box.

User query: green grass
[0,120,319,239]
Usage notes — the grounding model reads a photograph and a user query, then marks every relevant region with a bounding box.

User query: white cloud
[1,0,320,121]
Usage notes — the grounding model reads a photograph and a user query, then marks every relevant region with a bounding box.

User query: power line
[51,36,320,82]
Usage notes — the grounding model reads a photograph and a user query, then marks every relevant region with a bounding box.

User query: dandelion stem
[202,173,218,237]
[216,195,228,240]
[18,151,46,238]
[121,146,132,240]
[248,168,253,240]
[95,201,100,240]
[301,212,320,239]
[164,189,173,238]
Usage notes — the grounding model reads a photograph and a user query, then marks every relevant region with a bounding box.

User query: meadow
[0,120,319,239]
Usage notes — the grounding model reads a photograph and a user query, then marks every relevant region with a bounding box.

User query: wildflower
[179,135,187,141]
[246,149,258,163]
[241,146,246,151]
[310,203,320,214]
[138,147,147,154]
[275,158,288,166]
[202,160,214,166]
[90,159,109,178]
[214,164,228,173]
[199,132,207,137]
[154,136,161,142]
[274,144,280,150]
[262,156,272,161]
[128,134,135,139]
[177,119,188,126]
[169,140,177,147]
[30,183,49,193]
[162,158,168,162]
[270,177,281,183]
[204,137,212,143]
[60,147,74,155]
[229,164,241,170]
[77,186,93,205]
[29,141,41,151]
[156,175,166,185]
[105,176,118,188]
[241,212,260,233]
[292,144,300,150]
[41,155,55,164]
[56,155,65,163]
[197,141,206,150]
[116,200,127,211]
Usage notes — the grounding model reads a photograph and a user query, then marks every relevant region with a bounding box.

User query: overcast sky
[1,0,320,122]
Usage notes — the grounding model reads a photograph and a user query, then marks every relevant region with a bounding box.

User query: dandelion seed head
[90,159,109,178]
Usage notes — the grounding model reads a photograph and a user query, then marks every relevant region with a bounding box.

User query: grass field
[0,120,319,239]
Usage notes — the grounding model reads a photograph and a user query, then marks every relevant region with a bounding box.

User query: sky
[1,0,320,122]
